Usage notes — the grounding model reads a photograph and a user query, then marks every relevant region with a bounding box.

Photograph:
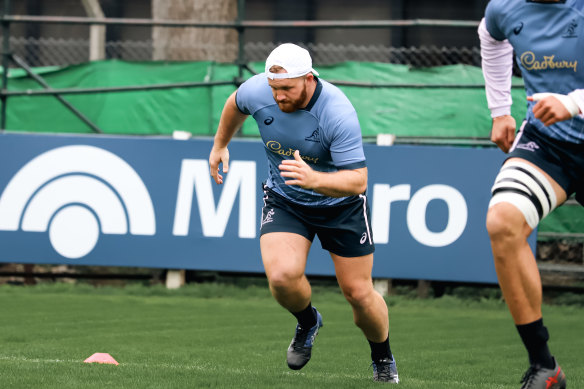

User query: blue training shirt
[485,0,584,143]
[235,74,366,206]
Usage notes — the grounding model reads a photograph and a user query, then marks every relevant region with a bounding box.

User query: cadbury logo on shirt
[520,51,577,72]
[265,141,319,164]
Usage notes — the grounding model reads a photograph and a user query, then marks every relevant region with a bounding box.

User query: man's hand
[209,146,229,185]
[279,150,317,189]
[491,115,516,153]
[528,93,579,126]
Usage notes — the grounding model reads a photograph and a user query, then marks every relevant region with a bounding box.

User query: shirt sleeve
[329,111,366,170]
[234,74,269,115]
[234,80,253,115]
[483,0,506,42]
[478,18,515,118]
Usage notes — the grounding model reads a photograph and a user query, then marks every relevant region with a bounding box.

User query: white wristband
[530,92,580,117]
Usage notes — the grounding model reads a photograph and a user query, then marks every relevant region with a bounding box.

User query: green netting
[2,59,527,137]
[5,60,246,135]
[539,203,584,238]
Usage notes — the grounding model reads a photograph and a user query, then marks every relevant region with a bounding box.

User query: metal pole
[0,15,481,29]
[1,79,235,96]
[235,0,246,84]
[11,54,103,133]
[1,0,11,131]
[0,81,525,97]
[80,0,106,61]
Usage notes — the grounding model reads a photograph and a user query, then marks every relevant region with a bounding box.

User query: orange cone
[84,353,119,365]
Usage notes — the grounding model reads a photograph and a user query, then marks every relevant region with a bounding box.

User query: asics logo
[513,22,523,35]
[360,232,368,244]
[305,327,319,346]
[545,367,563,388]
[264,116,274,125]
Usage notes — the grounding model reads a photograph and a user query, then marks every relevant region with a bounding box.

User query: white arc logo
[0,145,156,258]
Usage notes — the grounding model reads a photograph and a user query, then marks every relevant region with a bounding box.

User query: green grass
[0,282,582,388]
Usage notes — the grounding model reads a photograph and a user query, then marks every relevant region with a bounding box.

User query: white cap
[265,43,319,80]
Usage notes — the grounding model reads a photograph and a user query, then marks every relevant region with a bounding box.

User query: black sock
[516,318,554,368]
[291,302,317,329]
[368,335,392,362]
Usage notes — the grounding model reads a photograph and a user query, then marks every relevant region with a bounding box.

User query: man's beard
[277,85,308,113]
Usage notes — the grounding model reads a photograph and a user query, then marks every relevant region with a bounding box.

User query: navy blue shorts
[260,186,375,258]
[508,122,584,206]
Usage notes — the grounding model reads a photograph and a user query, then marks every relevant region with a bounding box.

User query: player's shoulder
[314,79,360,133]
[237,73,270,101]
[240,73,269,90]
[484,0,526,39]
[486,0,524,16]
[317,79,355,110]
[236,73,274,114]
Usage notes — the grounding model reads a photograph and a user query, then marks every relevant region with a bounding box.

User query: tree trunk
[152,0,238,62]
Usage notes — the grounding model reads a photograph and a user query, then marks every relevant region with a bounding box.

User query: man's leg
[260,232,312,312]
[332,253,398,383]
[486,158,567,387]
[486,202,542,324]
[261,232,322,370]
[331,253,388,341]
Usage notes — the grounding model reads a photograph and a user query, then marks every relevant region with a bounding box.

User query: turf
[0,282,582,388]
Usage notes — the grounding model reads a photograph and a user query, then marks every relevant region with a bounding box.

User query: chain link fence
[9,36,482,68]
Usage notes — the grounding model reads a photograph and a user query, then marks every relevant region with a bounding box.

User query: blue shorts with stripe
[260,185,375,258]
[508,122,584,206]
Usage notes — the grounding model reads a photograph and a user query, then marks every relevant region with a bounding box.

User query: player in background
[479,1,583,388]
[209,43,399,383]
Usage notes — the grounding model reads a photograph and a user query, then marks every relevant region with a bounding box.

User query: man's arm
[279,150,367,197]
[209,91,249,185]
[478,18,516,152]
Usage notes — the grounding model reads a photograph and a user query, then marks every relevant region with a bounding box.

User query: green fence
[3,59,527,138]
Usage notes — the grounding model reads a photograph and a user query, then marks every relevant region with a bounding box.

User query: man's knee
[340,281,373,307]
[486,204,521,240]
[266,267,303,291]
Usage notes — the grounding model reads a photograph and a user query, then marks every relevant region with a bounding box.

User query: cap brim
[266,69,319,80]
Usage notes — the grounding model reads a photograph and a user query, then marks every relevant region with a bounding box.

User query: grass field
[0,281,582,388]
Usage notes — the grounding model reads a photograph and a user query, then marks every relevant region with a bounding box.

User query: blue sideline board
[0,132,536,283]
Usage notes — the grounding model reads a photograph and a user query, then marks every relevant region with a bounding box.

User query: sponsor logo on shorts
[360,232,368,244]
[516,141,540,152]
[261,208,275,227]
